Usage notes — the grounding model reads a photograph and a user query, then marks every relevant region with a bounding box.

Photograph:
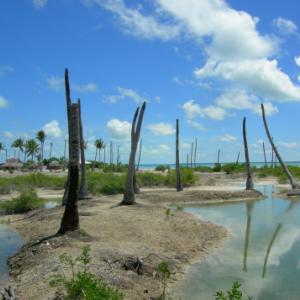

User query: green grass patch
[0,189,44,214]
[50,245,123,300]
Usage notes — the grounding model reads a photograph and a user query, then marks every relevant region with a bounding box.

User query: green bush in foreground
[215,282,253,300]
[50,245,123,300]
[0,189,44,214]
[155,164,170,172]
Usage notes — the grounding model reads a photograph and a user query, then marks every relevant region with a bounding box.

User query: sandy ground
[0,184,264,300]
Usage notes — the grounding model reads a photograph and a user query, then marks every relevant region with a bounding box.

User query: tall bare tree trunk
[217,149,220,164]
[62,69,72,205]
[117,145,121,165]
[194,138,197,168]
[263,141,267,167]
[58,103,80,234]
[186,153,189,168]
[133,139,142,194]
[78,99,90,200]
[261,104,300,189]
[190,142,194,168]
[176,119,183,192]
[243,117,254,190]
[236,152,240,165]
[121,102,146,205]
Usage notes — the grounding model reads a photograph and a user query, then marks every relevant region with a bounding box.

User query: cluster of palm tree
[9,130,46,163]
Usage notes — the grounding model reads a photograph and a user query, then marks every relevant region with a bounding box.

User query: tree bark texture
[122,102,146,205]
[176,119,183,192]
[58,103,80,234]
[243,117,254,190]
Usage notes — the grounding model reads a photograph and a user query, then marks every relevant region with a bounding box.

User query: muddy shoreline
[0,183,266,300]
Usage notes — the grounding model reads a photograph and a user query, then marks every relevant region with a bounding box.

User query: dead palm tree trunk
[186,153,189,168]
[243,117,254,190]
[261,104,300,189]
[190,142,194,168]
[262,141,267,167]
[194,138,197,168]
[121,102,146,205]
[236,152,240,165]
[78,99,90,200]
[117,145,121,165]
[133,139,142,194]
[62,69,72,205]
[58,103,80,234]
[217,149,220,164]
[176,119,183,192]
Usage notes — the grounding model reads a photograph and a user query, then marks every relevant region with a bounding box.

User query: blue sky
[1,0,300,164]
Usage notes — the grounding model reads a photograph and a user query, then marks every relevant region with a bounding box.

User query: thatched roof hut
[47,160,62,170]
[0,158,23,170]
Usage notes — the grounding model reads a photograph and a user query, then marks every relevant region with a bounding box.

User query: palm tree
[94,139,104,163]
[11,138,24,161]
[36,130,46,161]
[24,139,39,161]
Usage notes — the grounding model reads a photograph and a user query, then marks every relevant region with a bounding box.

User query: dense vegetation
[0,189,44,214]
[0,168,198,198]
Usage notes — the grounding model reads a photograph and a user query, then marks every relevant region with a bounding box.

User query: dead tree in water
[78,99,90,200]
[121,102,146,205]
[261,104,300,190]
[62,69,72,205]
[262,141,267,167]
[176,119,183,192]
[243,117,254,190]
[58,103,80,234]
[236,152,240,165]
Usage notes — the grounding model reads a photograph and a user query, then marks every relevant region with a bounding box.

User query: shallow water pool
[176,185,300,300]
[0,225,22,289]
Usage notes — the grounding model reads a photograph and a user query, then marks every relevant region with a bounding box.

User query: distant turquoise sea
[139,161,300,170]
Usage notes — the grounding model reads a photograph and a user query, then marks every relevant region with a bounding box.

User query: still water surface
[0,225,22,289]
[177,185,300,300]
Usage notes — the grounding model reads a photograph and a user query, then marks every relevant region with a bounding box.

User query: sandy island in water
[0,173,271,300]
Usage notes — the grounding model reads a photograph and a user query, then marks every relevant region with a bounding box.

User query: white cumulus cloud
[43,120,62,138]
[106,87,147,104]
[182,100,229,121]
[295,56,300,67]
[107,118,131,140]
[273,17,298,35]
[147,123,175,136]
[83,0,180,41]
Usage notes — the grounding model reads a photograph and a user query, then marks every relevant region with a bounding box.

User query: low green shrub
[222,163,245,174]
[0,189,44,214]
[214,281,253,300]
[50,245,123,300]
[213,163,222,172]
[155,165,170,172]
